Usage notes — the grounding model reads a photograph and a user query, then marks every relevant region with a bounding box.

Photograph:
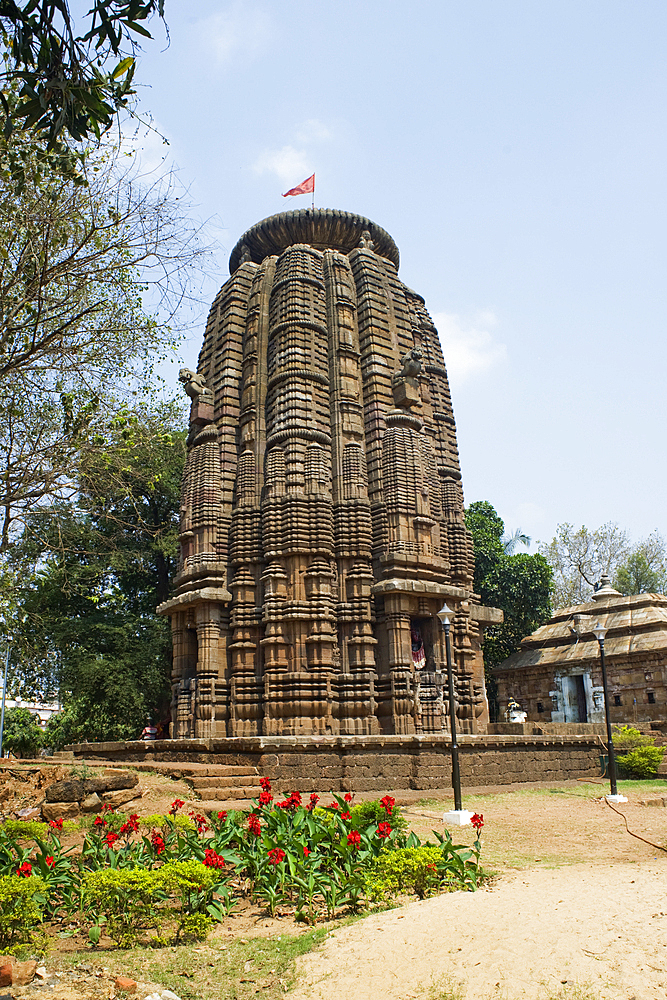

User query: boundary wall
[63,735,602,792]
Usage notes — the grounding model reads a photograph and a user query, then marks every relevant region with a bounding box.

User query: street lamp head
[592,622,608,643]
[437,603,453,628]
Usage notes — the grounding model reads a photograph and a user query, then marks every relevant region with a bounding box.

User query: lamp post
[437,603,472,824]
[592,622,627,803]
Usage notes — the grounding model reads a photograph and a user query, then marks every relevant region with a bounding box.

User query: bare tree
[538,522,631,609]
[0,133,209,549]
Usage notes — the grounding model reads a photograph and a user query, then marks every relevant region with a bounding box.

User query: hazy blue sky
[129,1,667,549]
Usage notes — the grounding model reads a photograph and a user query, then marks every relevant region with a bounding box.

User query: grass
[59,928,331,1000]
[415,777,667,810]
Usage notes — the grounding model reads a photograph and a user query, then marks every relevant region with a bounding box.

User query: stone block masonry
[65,735,601,792]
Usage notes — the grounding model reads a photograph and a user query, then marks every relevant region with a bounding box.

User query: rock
[17,807,41,820]
[101,786,142,807]
[45,779,84,803]
[0,965,10,987]
[12,960,37,985]
[161,991,182,1000]
[80,792,102,813]
[114,976,137,993]
[82,772,138,794]
[35,967,47,979]
[41,801,80,821]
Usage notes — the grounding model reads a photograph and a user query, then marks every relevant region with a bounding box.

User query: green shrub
[139,813,195,831]
[616,745,664,779]
[82,860,221,947]
[350,799,408,835]
[0,874,47,949]
[364,845,444,900]
[2,820,47,841]
[613,725,655,751]
[2,708,43,757]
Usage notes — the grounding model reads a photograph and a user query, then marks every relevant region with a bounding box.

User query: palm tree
[502,529,531,555]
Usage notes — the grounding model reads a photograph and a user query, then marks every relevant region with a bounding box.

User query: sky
[126,0,667,550]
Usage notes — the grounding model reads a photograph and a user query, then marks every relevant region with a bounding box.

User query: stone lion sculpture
[179,368,212,401]
[397,348,423,379]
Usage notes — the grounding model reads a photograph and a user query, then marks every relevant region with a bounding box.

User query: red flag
[282,173,315,197]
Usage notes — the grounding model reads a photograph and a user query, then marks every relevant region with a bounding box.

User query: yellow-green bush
[139,813,195,831]
[0,874,47,949]
[364,846,444,900]
[616,745,664,778]
[2,820,47,841]
[82,860,219,947]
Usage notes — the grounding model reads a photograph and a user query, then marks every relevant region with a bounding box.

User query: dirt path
[288,784,667,1000]
[290,859,667,1000]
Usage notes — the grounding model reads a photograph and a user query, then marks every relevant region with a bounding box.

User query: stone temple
[158,208,499,740]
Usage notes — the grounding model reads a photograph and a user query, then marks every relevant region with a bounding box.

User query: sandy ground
[290,861,667,1000]
[289,788,667,1000]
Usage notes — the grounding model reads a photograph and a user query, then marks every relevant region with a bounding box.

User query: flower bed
[0,781,484,950]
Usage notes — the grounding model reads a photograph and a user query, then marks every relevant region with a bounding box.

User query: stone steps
[193,798,256,815]
[189,774,258,790]
[184,765,261,807]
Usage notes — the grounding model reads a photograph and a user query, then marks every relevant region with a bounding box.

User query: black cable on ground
[605,797,667,853]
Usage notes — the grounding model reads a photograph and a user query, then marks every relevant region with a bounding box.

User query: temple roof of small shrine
[494,591,667,674]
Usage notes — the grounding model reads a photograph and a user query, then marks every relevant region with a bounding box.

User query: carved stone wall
[158,208,491,737]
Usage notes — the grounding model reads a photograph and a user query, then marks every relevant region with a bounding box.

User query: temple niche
[158,208,497,739]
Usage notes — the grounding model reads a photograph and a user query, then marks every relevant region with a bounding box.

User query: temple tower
[158,208,492,737]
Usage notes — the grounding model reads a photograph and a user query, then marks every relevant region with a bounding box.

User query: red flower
[189,811,209,833]
[49,818,63,831]
[268,848,286,865]
[260,776,272,792]
[344,792,353,803]
[377,821,392,839]
[104,832,119,849]
[380,795,395,815]
[341,811,351,822]
[303,846,310,857]
[217,810,228,822]
[203,848,226,870]
[169,799,185,816]
[101,803,114,813]
[471,813,484,833]
[259,791,273,807]
[307,793,320,812]
[347,830,361,849]
[328,802,338,811]
[150,830,165,855]
[45,856,54,868]
[119,813,139,836]
[17,861,32,877]
[93,816,107,829]
[248,814,262,837]
[276,791,302,811]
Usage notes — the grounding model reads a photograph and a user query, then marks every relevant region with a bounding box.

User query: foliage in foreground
[0,786,485,949]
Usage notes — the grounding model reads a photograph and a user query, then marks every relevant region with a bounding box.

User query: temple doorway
[562,674,588,723]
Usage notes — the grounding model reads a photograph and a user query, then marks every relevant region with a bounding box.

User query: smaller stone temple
[494,576,667,724]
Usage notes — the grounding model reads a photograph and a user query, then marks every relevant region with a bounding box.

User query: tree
[502,528,530,555]
[613,532,667,596]
[2,706,42,757]
[1,2,166,149]
[466,502,552,716]
[539,523,666,607]
[0,124,206,549]
[3,402,185,741]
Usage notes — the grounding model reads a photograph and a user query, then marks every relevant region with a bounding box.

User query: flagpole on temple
[312,175,315,211]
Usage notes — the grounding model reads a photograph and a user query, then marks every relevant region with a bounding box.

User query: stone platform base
[63,734,603,793]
